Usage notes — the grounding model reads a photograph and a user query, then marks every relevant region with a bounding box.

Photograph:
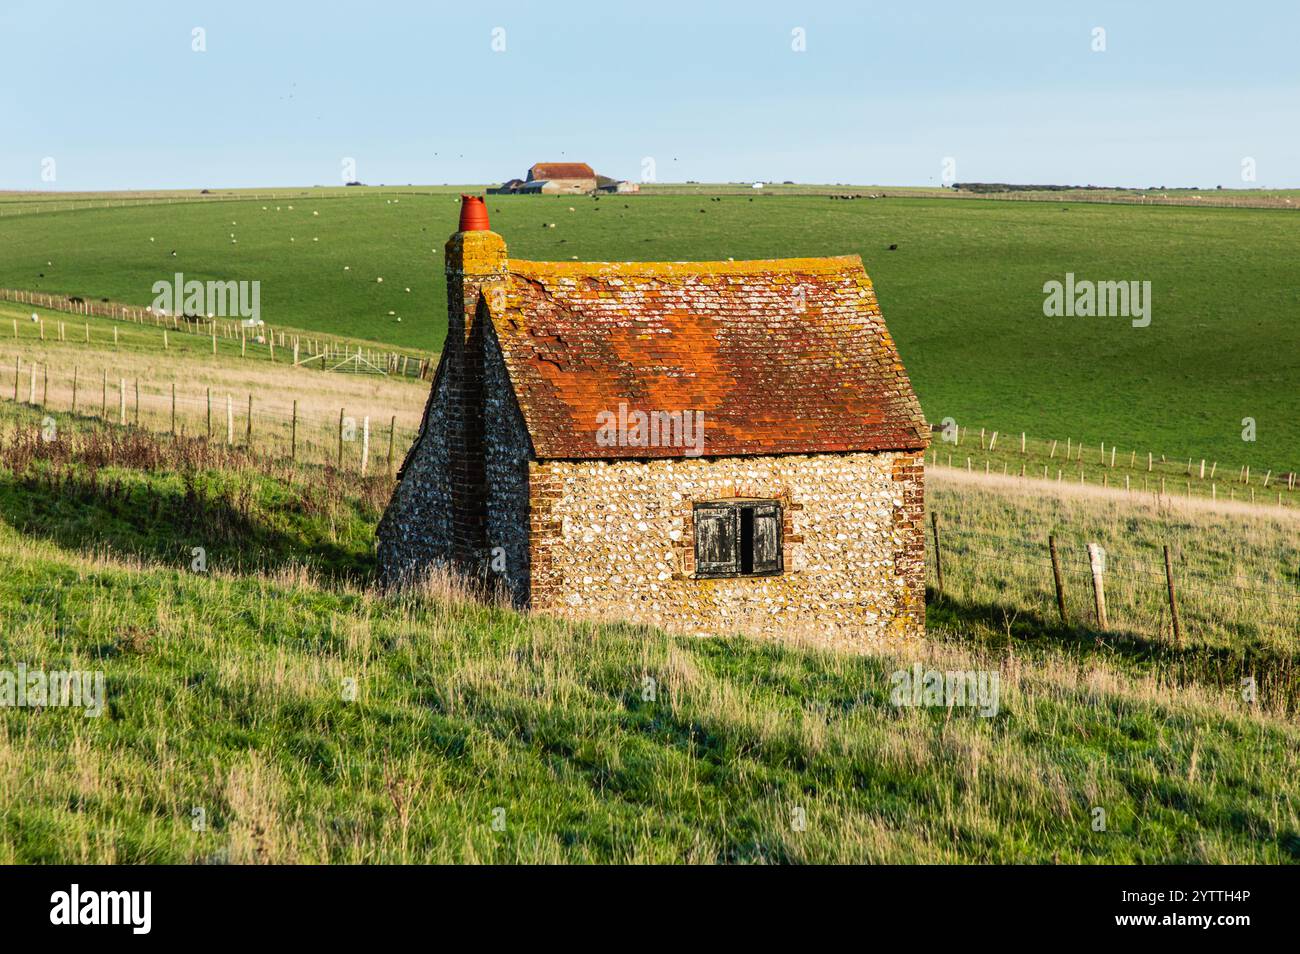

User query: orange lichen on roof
[486,255,929,461]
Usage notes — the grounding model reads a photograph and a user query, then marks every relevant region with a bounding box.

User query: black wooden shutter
[751,503,783,574]
[695,505,739,576]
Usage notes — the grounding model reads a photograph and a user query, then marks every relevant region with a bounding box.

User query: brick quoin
[444,225,507,570]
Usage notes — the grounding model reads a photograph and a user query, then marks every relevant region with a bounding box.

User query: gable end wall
[376,366,454,584]
[483,325,533,605]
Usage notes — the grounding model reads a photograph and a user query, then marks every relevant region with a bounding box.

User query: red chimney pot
[458,194,490,232]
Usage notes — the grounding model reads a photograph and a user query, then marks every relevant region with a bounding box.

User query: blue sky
[2,0,1296,190]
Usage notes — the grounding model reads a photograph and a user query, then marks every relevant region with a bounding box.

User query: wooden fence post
[1163,544,1183,647]
[171,383,176,436]
[118,378,126,425]
[71,366,78,414]
[101,369,107,418]
[206,388,212,439]
[337,408,346,469]
[1086,542,1108,631]
[246,394,253,446]
[291,400,298,461]
[930,511,944,598]
[1049,535,1067,625]
[226,394,234,446]
[12,357,19,402]
[361,416,370,475]
[387,415,396,476]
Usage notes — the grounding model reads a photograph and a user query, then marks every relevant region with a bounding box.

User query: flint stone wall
[376,362,453,584]
[527,450,926,647]
[483,326,532,604]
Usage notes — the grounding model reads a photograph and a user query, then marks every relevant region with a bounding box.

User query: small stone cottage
[377,196,931,646]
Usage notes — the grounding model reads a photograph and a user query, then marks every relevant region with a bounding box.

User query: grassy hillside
[2,192,1297,467]
[0,396,1297,863]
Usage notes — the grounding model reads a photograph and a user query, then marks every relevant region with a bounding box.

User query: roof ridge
[508,255,866,279]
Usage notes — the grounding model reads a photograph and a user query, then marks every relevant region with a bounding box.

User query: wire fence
[0,187,463,218]
[0,288,434,381]
[0,357,422,474]
[928,432,1300,511]
[924,514,1300,649]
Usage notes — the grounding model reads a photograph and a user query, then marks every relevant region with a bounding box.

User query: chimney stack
[444,195,507,569]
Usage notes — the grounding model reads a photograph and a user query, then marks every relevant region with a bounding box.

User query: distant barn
[490,163,638,195]
[523,161,597,194]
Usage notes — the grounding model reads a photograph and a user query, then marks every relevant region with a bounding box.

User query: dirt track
[930,465,1300,525]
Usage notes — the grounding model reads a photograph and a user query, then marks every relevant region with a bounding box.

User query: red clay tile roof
[527,162,596,181]
[487,256,929,460]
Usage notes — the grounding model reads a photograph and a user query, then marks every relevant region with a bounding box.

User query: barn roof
[486,256,929,460]
[527,162,596,181]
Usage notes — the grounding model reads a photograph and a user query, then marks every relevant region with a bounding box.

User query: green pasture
[1,192,1297,465]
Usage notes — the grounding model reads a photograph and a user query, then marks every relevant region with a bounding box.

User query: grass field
[0,299,427,469]
[2,190,1297,468]
[1,190,1296,863]
[0,392,1296,864]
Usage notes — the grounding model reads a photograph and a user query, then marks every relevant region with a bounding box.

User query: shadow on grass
[926,586,1299,714]
[0,468,372,585]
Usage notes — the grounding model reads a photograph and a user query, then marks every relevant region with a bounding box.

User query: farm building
[489,163,639,195]
[596,175,640,194]
[526,161,597,194]
[377,196,930,647]
[489,162,598,194]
